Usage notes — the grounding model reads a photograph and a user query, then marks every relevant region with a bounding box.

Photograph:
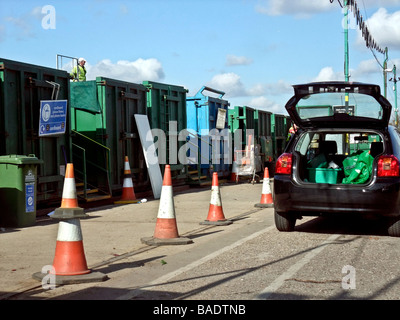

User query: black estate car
[273,81,400,237]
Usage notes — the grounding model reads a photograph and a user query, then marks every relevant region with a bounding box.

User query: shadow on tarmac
[294,215,389,237]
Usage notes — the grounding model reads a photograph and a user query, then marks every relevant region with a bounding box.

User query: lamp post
[389,65,399,127]
[386,65,399,127]
[344,0,350,83]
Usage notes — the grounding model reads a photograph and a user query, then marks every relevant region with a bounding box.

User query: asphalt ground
[0,178,267,299]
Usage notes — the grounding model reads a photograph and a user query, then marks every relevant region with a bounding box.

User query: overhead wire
[359,0,385,70]
[331,0,386,55]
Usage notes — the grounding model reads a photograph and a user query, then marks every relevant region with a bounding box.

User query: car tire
[387,217,400,237]
[274,210,296,232]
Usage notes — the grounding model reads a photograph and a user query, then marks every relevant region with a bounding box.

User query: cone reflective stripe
[51,163,87,219]
[61,164,79,208]
[51,219,90,276]
[141,165,192,245]
[201,172,232,225]
[255,167,274,208]
[115,156,138,204]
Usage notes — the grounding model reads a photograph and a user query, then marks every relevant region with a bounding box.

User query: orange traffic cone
[51,163,87,219]
[115,156,139,204]
[32,163,107,284]
[141,165,192,246]
[255,167,274,208]
[230,160,239,183]
[51,219,90,276]
[201,172,232,225]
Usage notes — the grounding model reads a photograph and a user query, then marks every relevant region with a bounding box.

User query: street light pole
[383,47,389,98]
[386,65,399,127]
[344,0,349,83]
[392,65,398,127]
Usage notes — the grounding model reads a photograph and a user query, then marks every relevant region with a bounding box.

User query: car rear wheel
[274,210,296,232]
[387,217,400,237]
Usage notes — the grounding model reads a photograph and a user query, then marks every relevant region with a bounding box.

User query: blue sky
[1,0,400,117]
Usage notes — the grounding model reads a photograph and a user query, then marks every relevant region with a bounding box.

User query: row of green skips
[0,57,291,205]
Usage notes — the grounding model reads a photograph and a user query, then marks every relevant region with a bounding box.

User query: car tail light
[377,155,400,177]
[275,153,293,175]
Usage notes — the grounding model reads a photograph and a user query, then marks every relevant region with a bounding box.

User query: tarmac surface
[0,178,268,299]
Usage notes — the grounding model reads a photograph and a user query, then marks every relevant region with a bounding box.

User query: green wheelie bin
[0,155,43,228]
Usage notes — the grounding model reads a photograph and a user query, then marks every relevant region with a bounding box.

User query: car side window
[295,132,312,156]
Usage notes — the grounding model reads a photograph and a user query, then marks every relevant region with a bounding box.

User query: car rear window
[296,92,384,121]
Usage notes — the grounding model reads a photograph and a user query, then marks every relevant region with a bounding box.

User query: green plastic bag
[342,151,374,184]
[342,151,361,177]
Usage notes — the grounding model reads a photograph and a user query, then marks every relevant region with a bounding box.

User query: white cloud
[246,83,266,96]
[3,6,43,40]
[264,80,293,95]
[30,6,44,20]
[313,61,389,83]
[256,0,400,18]
[206,72,291,114]
[387,58,400,71]
[207,72,292,99]
[256,0,332,18]
[313,66,343,82]
[357,8,400,50]
[248,96,282,113]
[5,16,34,39]
[351,59,381,80]
[86,58,165,82]
[362,0,400,7]
[226,54,253,66]
[207,72,247,97]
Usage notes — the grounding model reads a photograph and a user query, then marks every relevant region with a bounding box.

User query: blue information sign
[39,100,67,136]
[26,182,35,213]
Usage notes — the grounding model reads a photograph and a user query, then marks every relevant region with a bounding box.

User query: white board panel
[134,114,162,199]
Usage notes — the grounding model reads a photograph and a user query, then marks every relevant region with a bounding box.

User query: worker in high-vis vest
[287,123,298,141]
[70,57,87,81]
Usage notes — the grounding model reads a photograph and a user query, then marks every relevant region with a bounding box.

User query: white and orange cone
[230,160,239,183]
[115,156,139,204]
[32,163,107,284]
[52,164,90,275]
[60,163,79,208]
[255,167,274,208]
[201,172,232,225]
[51,219,90,276]
[141,165,192,246]
[51,163,87,219]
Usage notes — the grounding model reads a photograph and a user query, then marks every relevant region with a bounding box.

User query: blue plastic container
[186,86,230,178]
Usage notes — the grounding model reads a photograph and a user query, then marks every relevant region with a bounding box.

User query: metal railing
[71,130,111,198]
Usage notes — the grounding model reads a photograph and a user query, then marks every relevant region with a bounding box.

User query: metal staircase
[71,130,112,202]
